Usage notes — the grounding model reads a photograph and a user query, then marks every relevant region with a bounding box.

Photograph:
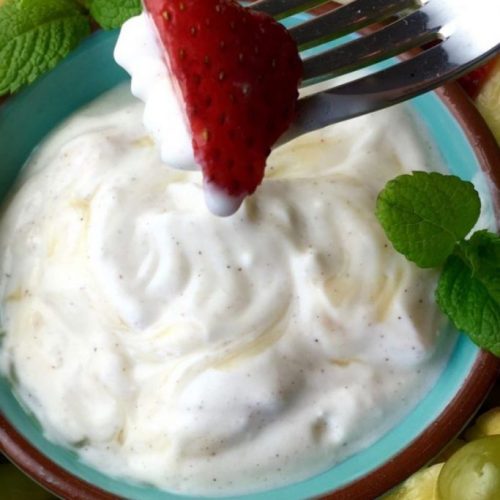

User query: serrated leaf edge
[0,12,90,95]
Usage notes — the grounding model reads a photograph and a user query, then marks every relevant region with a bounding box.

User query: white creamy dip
[0,85,453,495]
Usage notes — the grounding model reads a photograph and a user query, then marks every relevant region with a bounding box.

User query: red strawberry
[459,57,498,100]
[143,0,302,200]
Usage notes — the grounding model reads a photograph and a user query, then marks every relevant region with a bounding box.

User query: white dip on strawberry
[114,12,196,171]
[114,12,247,217]
[0,85,454,495]
[114,3,302,218]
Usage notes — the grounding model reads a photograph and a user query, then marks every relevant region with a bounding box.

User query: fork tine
[250,0,331,20]
[283,40,500,142]
[290,0,421,49]
[301,7,441,82]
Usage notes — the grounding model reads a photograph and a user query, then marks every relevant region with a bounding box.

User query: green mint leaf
[376,172,481,268]
[88,0,141,30]
[0,0,90,96]
[437,233,500,355]
[460,230,500,303]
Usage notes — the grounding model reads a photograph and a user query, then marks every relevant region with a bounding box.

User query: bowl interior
[0,27,498,500]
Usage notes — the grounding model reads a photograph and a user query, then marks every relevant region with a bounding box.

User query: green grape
[466,408,500,441]
[383,463,443,499]
[438,436,500,500]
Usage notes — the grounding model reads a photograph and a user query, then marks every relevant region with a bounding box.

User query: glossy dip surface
[0,85,454,495]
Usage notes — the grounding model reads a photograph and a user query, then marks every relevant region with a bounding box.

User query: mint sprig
[0,0,142,97]
[88,0,141,30]
[438,246,500,356]
[0,0,91,95]
[377,172,500,356]
[375,172,481,268]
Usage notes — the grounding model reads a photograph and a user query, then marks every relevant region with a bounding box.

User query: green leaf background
[0,0,143,96]
[0,0,90,95]
[89,0,141,30]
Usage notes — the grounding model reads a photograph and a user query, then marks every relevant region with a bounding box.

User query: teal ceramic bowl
[1,26,500,500]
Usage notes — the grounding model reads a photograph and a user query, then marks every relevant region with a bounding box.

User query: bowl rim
[0,80,499,500]
[1,26,500,500]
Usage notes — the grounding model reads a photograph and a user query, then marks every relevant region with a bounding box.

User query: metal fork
[250,0,500,143]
